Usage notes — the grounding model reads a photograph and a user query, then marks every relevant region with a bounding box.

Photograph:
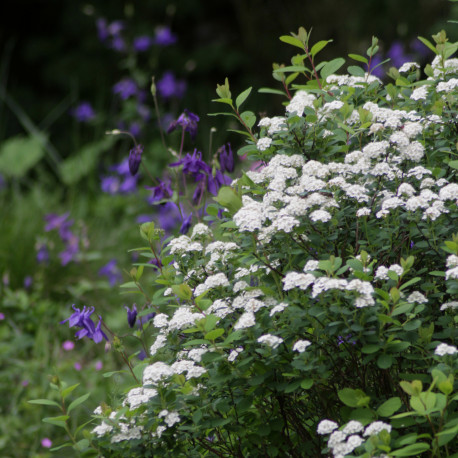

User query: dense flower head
[167,109,200,141]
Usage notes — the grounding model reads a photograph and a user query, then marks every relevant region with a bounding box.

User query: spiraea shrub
[59,28,458,457]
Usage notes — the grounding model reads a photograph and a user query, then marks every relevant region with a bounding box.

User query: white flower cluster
[445,254,458,280]
[435,343,458,356]
[292,340,311,353]
[317,419,366,457]
[194,272,230,297]
[257,334,283,349]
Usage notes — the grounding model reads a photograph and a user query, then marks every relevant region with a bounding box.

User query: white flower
[407,291,428,304]
[153,313,169,328]
[293,340,311,353]
[356,207,371,217]
[257,334,283,349]
[439,183,458,201]
[234,311,256,330]
[158,410,180,427]
[191,223,212,239]
[124,387,157,410]
[269,302,289,316]
[410,86,428,100]
[363,421,392,436]
[150,334,168,356]
[446,266,458,280]
[317,419,339,435]
[282,272,315,291]
[328,430,347,447]
[310,209,332,222]
[342,421,364,435]
[168,235,202,255]
[399,62,420,73]
[436,78,458,93]
[143,362,173,385]
[440,301,458,311]
[303,260,320,272]
[256,137,272,151]
[233,196,264,232]
[194,272,230,296]
[346,434,364,452]
[286,90,316,115]
[228,347,243,362]
[434,343,457,356]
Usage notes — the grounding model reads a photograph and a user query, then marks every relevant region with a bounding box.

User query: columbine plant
[49,26,457,457]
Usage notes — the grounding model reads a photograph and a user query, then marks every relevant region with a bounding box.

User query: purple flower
[218,144,234,173]
[113,78,138,100]
[154,26,177,46]
[98,259,122,286]
[101,175,121,194]
[0,313,5,320]
[59,235,79,266]
[169,149,210,177]
[411,38,432,57]
[167,110,200,141]
[62,340,75,351]
[387,41,412,68]
[71,102,95,122]
[61,305,108,343]
[125,304,137,328]
[147,179,173,203]
[207,169,232,195]
[36,243,49,265]
[133,35,153,52]
[96,18,124,42]
[157,202,182,232]
[192,180,205,205]
[128,144,143,176]
[180,211,192,235]
[128,122,142,138]
[95,360,103,370]
[24,276,32,290]
[156,72,186,99]
[367,54,385,78]
[41,438,52,448]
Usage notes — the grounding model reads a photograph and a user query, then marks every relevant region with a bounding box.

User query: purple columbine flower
[387,41,412,68]
[59,235,79,266]
[61,305,108,343]
[113,78,138,100]
[36,243,49,265]
[154,26,177,46]
[180,211,193,235]
[133,35,154,52]
[147,179,173,203]
[101,175,121,194]
[96,18,124,42]
[98,259,122,286]
[24,276,33,290]
[207,169,232,195]
[156,71,186,99]
[167,110,200,141]
[218,144,234,173]
[128,144,143,176]
[157,202,182,232]
[125,304,137,328]
[71,102,95,122]
[169,149,210,177]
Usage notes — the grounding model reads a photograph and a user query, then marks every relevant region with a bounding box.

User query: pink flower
[95,360,103,371]
[62,340,75,351]
[41,438,52,448]
[74,362,82,371]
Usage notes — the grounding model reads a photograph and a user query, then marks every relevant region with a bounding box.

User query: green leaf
[377,397,402,417]
[258,87,287,96]
[240,111,256,129]
[222,330,244,345]
[361,344,381,354]
[310,40,332,57]
[236,87,252,110]
[417,36,437,55]
[171,283,193,301]
[377,354,394,369]
[60,137,113,185]
[203,314,219,332]
[67,393,90,413]
[347,65,366,77]
[274,65,309,73]
[61,383,80,400]
[320,58,346,79]
[204,328,225,341]
[214,186,242,214]
[0,135,45,178]
[448,160,458,170]
[212,97,233,106]
[28,399,61,408]
[279,35,305,50]
[50,443,73,452]
[390,443,430,456]
[338,388,370,408]
[349,53,369,64]
[183,339,210,347]
[300,379,314,390]
[42,415,69,428]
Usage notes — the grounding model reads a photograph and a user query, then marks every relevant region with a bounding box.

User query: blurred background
[0,0,456,455]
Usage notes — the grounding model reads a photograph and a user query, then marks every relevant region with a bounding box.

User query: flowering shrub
[42,27,458,457]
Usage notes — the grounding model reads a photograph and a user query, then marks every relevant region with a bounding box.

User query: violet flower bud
[125,304,138,328]
[128,144,143,176]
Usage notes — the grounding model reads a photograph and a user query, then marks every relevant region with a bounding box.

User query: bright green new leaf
[204,328,225,341]
[68,393,91,413]
[390,443,430,456]
[320,58,346,79]
[0,135,45,178]
[310,40,332,57]
[377,397,402,417]
[279,35,305,50]
[236,87,252,110]
[28,399,61,408]
[214,186,242,214]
